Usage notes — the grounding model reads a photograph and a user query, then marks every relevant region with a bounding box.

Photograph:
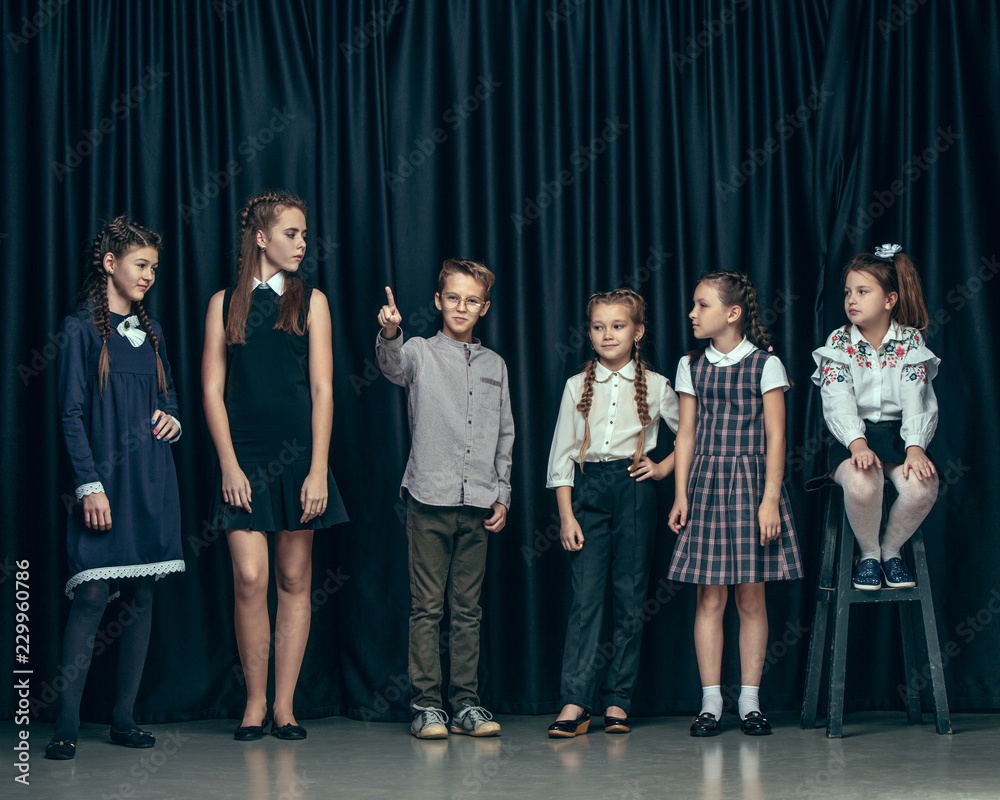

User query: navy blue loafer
[882,557,916,588]
[852,558,882,590]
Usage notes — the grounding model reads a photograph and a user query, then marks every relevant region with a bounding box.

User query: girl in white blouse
[812,245,940,591]
[545,289,679,737]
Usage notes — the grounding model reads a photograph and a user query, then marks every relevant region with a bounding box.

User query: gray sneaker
[450,705,501,737]
[411,705,449,739]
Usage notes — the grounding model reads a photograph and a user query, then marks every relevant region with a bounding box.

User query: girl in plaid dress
[668,271,802,737]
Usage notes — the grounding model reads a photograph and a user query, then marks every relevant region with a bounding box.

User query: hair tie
[874,243,902,259]
[767,345,774,352]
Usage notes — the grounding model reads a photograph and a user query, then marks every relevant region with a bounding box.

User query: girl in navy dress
[668,271,802,737]
[811,245,939,590]
[546,289,679,737]
[47,217,185,760]
[202,191,347,741]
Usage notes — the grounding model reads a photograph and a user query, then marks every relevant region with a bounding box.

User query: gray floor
[7,712,999,799]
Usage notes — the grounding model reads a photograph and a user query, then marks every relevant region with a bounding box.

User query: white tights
[832,460,938,561]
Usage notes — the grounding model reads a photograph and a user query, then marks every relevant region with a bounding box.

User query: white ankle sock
[699,685,723,719]
[738,685,761,719]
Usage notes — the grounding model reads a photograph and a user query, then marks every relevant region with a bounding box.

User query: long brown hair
[577,288,651,470]
[842,250,929,329]
[79,216,166,394]
[687,271,772,364]
[226,190,308,346]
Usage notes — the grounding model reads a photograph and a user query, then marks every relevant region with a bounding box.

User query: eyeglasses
[440,293,485,312]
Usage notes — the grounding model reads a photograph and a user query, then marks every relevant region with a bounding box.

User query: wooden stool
[800,483,952,737]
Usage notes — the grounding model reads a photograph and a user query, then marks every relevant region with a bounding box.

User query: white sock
[738,685,761,719]
[699,685,723,719]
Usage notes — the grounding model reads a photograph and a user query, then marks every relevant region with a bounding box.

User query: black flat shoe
[740,711,772,736]
[690,712,721,737]
[604,714,631,734]
[234,722,265,741]
[109,726,155,748]
[271,721,308,740]
[44,739,76,760]
[547,710,591,738]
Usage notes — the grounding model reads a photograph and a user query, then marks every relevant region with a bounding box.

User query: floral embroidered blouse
[811,321,940,450]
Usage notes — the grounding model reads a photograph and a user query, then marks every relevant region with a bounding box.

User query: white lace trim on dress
[65,560,186,598]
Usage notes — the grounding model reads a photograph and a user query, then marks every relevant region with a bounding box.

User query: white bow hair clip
[874,243,902,259]
[116,315,147,347]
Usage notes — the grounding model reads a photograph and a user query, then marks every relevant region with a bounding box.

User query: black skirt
[826,419,910,472]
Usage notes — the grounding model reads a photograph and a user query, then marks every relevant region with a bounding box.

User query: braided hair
[687,271,771,364]
[577,288,652,469]
[79,215,165,394]
[842,250,929,329]
[226,190,308,346]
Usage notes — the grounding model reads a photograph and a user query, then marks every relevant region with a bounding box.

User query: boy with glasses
[376,259,514,738]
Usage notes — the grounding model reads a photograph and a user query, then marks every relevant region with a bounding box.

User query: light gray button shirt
[377,329,514,509]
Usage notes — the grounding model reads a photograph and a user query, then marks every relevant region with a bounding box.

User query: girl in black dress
[202,191,347,741]
[47,216,185,760]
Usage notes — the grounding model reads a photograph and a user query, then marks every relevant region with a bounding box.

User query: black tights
[52,577,155,741]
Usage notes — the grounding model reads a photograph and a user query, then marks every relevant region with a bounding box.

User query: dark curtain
[2,0,998,724]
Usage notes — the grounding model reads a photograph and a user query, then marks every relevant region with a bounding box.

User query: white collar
[252,271,286,296]
[594,359,636,382]
[850,320,900,349]
[705,336,756,364]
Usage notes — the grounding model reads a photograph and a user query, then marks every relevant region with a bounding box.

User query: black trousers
[559,460,656,714]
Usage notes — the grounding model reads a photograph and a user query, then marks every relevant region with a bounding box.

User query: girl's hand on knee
[560,516,584,551]
[82,492,112,531]
[902,446,936,481]
[299,470,328,523]
[668,499,687,534]
[222,466,253,512]
[758,499,780,545]
[848,440,881,470]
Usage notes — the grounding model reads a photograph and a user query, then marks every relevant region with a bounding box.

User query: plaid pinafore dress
[668,349,802,584]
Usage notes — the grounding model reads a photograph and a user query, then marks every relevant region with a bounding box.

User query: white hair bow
[116,315,147,347]
[874,243,902,259]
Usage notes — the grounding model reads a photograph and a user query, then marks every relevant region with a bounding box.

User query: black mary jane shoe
[109,726,156,748]
[271,721,308,740]
[740,711,772,736]
[689,712,721,737]
[547,710,591,738]
[44,739,77,760]
[604,714,631,734]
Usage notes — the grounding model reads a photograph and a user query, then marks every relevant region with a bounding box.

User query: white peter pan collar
[252,271,286,295]
[705,336,756,365]
[594,359,636,383]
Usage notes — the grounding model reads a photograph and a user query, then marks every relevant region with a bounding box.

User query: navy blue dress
[58,309,185,597]
[207,282,348,532]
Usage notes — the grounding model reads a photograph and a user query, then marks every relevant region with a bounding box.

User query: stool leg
[910,529,953,735]
[826,504,854,739]
[898,601,922,724]
[802,488,842,729]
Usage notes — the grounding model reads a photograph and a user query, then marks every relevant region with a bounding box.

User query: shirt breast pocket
[478,377,502,410]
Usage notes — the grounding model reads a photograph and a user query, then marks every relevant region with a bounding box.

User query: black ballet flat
[547,710,591,738]
[690,712,721,737]
[604,714,631,734]
[44,739,76,760]
[234,711,269,741]
[740,711,772,736]
[109,726,156,748]
[271,721,307,740]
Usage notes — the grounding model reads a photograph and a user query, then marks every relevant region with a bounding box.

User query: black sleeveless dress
[208,281,348,532]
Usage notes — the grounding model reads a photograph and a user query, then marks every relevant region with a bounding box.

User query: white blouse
[546,360,680,488]
[674,337,791,396]
[811,322,939,450]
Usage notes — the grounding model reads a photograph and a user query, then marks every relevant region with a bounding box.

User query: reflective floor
[8,712,999,799]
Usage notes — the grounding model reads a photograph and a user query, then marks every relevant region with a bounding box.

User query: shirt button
[609,420,613,424]
[468,420,472,424]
